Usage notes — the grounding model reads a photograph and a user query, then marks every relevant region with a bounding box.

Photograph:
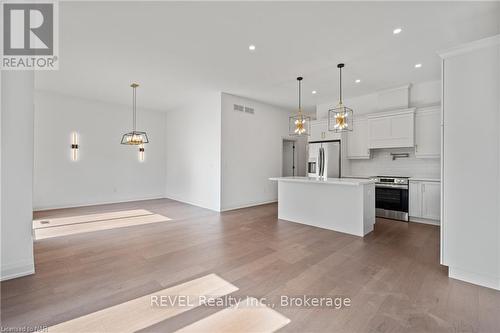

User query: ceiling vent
[233,104,255,115]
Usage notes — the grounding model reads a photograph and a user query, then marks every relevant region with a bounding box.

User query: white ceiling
[35,1,500,112]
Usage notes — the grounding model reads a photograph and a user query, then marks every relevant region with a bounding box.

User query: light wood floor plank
[33,209,154,229]
[174,297,290,333]
[1,199,499,333]
[35,214,172,240]
[47,274,238,333]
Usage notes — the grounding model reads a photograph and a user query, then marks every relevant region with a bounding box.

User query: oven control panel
[373,177,409,185]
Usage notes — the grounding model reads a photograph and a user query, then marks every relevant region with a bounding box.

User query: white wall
[317,80,441,119]
[317,80,441,178]
[1,71,35,280]
[294,136,308,177]
[221,93,305,211]
[165,93,221,211]
[33,91,167,210]
[441,36,500,290]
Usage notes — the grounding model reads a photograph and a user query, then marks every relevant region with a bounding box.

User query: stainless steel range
[372,176,409,222]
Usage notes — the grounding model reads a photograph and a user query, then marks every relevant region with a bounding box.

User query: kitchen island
[269,177,376,237]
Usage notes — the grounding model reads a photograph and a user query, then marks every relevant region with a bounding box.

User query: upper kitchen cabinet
[309,120,341,142]
[415,106,441,158]
[347,117,370,159]
[367,108,415,149]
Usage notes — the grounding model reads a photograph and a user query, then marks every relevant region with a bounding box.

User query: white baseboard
[449,267,500,291]
[163,195,221,212]
[409,217,440,226]
[1,260,35,281]
[220,200,277,212]
[33,195,166,212]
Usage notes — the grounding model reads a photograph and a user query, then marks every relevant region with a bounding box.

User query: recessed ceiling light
[248,44,256,51]
[393,28,403,35]
[415,63,422,68]
[355,79,361,83]
[312,90,317,94]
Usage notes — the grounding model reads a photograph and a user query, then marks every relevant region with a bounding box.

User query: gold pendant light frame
[328,64,354,132]
[289,77,311,136]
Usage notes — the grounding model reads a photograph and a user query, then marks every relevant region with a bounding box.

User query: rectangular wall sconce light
[71,132,79,161]
[139,144,145,162]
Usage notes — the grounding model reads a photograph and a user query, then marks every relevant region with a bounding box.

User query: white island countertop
[269,176,375,186]
[270,176,375,237]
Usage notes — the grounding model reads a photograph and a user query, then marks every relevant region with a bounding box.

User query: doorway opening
[282,139,298,177]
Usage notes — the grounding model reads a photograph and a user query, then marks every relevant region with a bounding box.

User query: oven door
[375,185,409,221]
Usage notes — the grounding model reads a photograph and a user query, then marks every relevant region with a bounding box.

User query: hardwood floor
[1,199,500,332]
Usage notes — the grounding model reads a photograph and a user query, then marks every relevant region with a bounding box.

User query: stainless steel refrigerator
[307,140,341,179]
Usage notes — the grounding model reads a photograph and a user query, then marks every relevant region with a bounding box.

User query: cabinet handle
[415,144,418,152]
[422,184,425,193]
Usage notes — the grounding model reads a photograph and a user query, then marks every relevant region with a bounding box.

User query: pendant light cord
[298,79,301,112]
[132,85,136,132]
[297,76,303,115]
[339,66,343,105]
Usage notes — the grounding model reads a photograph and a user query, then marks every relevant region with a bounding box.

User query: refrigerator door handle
[319,147,325,177]
[318,148,321,177]
[322,147,326,177]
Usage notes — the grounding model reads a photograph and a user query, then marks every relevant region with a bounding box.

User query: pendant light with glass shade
[289,77,311,136]
[328,64,353,132]
[121,83,149,145]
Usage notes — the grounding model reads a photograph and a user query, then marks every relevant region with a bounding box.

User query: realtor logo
[1,1,59,70]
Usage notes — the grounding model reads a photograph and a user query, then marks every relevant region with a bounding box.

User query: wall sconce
[71,132,79,161]
[138,144,145,162]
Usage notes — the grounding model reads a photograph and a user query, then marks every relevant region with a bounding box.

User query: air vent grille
[233,104,255,115]
[233,104,244,112]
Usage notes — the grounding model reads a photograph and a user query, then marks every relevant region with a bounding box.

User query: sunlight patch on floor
[174,297,291,333]
[33,209,172,240]
[33,209,154,229]
[46,274,239,333]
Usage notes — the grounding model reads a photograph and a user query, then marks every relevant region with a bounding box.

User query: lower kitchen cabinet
[409,180,440,224]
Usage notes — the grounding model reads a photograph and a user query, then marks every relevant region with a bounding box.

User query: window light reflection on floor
[33,209,172,240]
[45,274,239,333]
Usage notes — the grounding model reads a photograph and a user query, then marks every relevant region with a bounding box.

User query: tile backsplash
[347,148,440,178]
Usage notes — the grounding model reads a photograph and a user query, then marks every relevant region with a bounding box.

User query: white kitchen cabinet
[368,108,415,149]
[421,182,440,220]
[409,181,422,217]
[409,180,440,223]
[415,106,441,158]
[309,120,341,142]
[309,121,326,142]
[347,117,370,159]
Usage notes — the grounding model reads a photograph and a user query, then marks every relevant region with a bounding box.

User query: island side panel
[277,181,367,237]
[362,183,376,235]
